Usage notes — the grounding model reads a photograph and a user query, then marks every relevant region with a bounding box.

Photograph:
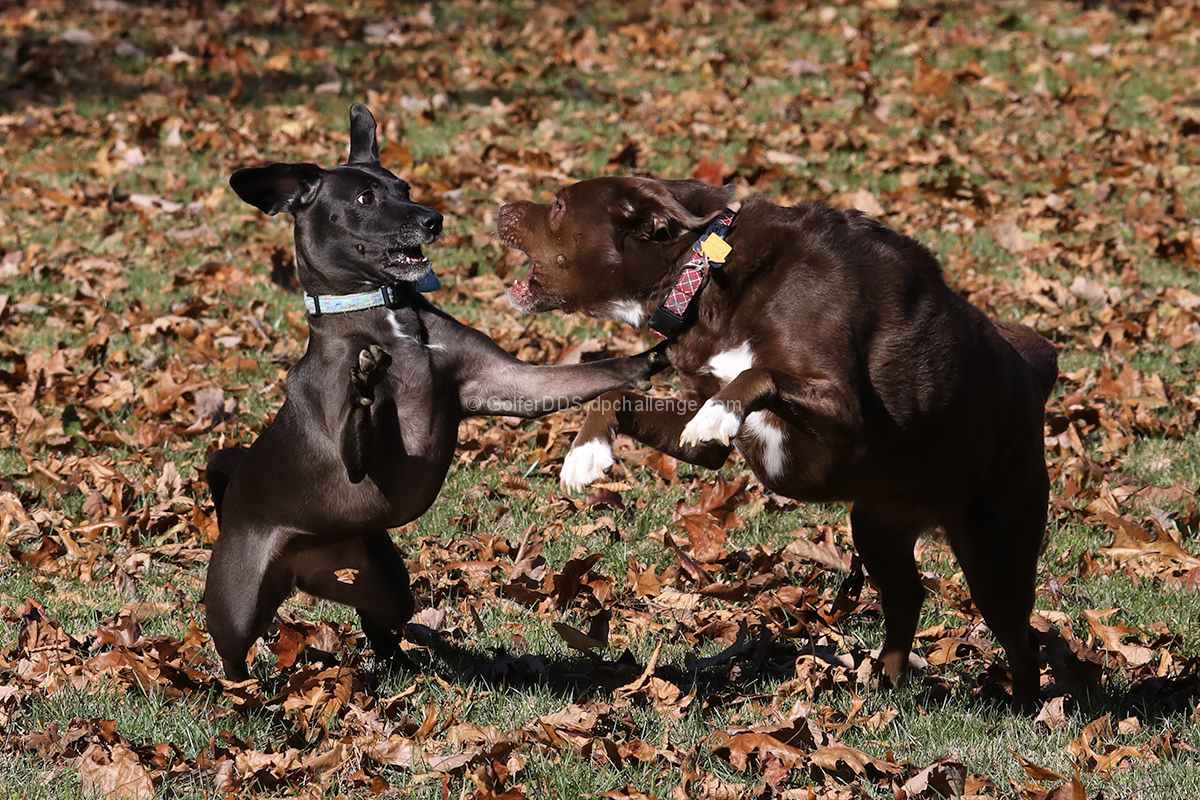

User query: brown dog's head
[496,177,733,321]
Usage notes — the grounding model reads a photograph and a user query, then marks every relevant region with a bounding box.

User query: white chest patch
[741,411,790,479]
[387,311,444,349]
[705,341,754,385]
[386,313,412,342]
[602,300,646,328]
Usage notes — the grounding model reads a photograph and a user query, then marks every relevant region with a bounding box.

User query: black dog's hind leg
[292,530,417,672]
[342,345,392,483]
[205,447,247,525]
[204,525,296,681]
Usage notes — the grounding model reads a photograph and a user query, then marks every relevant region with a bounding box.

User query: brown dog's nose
[497,203,526,240]
[498,202,522,225]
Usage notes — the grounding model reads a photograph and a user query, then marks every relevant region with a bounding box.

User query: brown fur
[497,177,1058,710]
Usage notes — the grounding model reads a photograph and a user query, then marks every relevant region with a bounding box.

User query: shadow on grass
[378,621,1200,725]
[396,624,812,704]
[0,9,582,114]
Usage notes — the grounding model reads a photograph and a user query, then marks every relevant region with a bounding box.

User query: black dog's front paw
[636,340,672,385]
[350,345,392,405]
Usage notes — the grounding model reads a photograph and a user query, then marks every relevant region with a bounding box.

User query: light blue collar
[304,269,440,316]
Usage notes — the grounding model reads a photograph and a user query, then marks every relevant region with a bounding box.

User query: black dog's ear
[617,178,726,242]
[230,163,324,216]
[347,103,380,165]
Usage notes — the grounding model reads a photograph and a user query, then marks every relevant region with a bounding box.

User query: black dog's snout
[420,209,443,239]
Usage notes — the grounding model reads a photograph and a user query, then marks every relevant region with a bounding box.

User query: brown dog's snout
[496,202,529,240]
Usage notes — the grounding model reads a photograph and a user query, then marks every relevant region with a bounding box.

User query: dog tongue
[508,278,533,306]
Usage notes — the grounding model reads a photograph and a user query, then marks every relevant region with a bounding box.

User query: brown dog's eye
[357,191,376,205]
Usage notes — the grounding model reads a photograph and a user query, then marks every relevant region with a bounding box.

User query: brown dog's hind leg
[944,462,1048,712]
[204,527,296,681]
[850,503,926,691]
[292,530,416,671]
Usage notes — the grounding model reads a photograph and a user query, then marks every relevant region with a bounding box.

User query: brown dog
[496,177,1058,710]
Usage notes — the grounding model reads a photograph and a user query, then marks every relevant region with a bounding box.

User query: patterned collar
[647,208,737,339]
[304,268,440,316]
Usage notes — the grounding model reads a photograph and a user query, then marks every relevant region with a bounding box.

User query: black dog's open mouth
[386,246,431,278]
[387,246,429,267]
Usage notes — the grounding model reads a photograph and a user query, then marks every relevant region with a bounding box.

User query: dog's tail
[205,447,247,524]
[995,321,1058,403]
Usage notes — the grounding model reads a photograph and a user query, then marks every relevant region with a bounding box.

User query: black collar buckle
[382,284,404,309]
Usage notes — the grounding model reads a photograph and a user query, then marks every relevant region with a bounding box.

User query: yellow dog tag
[700,233,732,264]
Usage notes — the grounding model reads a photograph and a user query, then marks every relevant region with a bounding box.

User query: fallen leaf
[552,621,605,653]
[77,743,156,800]
[899,758,967,799]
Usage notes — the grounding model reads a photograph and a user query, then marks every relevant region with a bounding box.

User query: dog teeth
[388,248,428,266]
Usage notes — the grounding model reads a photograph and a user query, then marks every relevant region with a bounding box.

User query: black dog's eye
[357,191,376,205]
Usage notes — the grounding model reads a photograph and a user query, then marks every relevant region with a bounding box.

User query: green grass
[2,0,1200,797]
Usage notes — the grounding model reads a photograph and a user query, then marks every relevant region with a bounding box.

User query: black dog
[204,106,666,680]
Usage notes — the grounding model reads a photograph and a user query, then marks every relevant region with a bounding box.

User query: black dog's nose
[421,210,443,238]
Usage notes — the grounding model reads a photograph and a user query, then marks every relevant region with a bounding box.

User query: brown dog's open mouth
[495,223,540,309]
[508,275,535,307]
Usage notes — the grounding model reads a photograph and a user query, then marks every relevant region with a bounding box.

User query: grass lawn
[1,1,1199,797]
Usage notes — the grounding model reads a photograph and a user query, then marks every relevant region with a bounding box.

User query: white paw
[680,399,742,446]
[561,439,615,490]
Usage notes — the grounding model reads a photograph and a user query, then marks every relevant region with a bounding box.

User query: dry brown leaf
[1014,752,1066,782]
[1046,776,1090,800]
[1083,610,1155,667]
[77,743,156,800]
[992,216,1033,254]
[1035,696,1069,731]
[552,621,605,653]
[840,188,886,217]
[913,59,953,96]
[899,758,967,799]
[807,745,902,780]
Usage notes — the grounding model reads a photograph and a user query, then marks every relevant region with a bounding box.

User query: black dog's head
[230,104,443,294]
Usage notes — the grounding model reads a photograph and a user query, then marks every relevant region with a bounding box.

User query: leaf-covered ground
[2,1,1199,798]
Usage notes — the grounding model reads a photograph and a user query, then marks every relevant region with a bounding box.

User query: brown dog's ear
[347,103,380,165]
[230,163,324,216]
[659,179,735,218]
[617,179,731,242]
